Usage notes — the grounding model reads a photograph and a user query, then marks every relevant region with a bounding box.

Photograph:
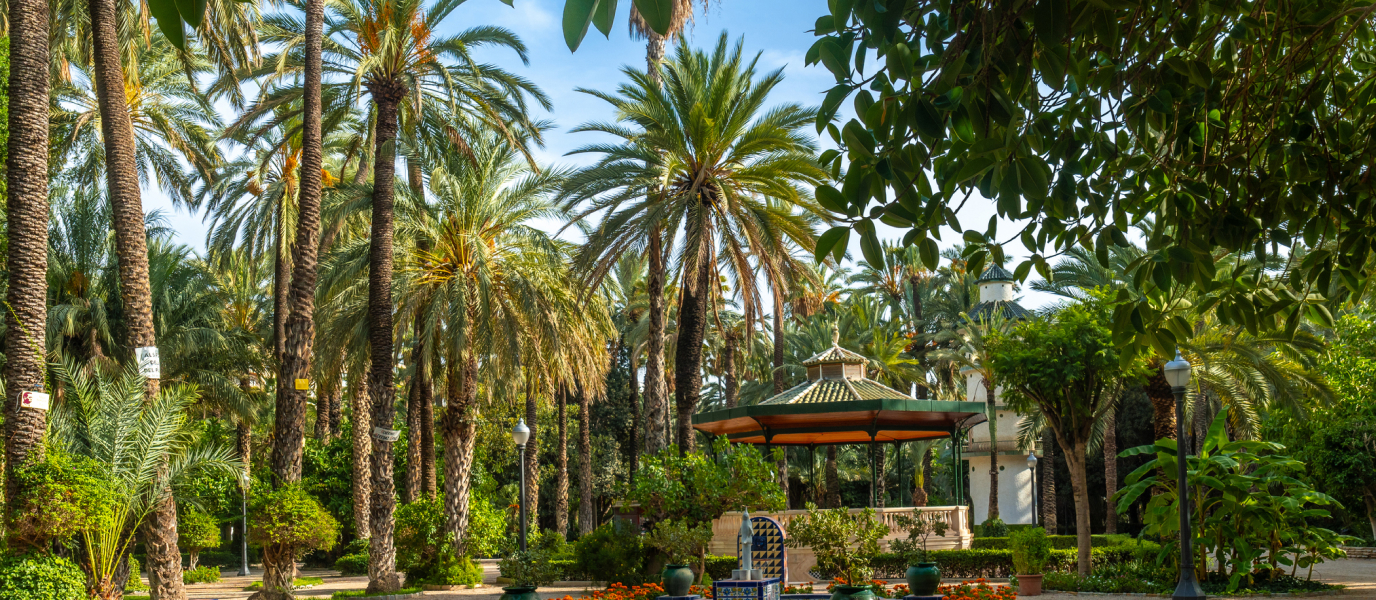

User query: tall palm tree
[562,34,827,453]
[934,311,1015,522]
[3,0,53,510]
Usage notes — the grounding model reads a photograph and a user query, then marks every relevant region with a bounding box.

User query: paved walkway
[180,558,1376,600]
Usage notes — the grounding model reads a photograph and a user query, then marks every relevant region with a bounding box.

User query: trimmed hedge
[970,534,1136,550]
[552,555,738,582]
[858,545,1155,579]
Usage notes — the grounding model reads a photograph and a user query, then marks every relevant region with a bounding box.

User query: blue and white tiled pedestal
[714,578,782,600]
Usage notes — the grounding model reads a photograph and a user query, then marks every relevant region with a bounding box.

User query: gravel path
[180,558,1376,600]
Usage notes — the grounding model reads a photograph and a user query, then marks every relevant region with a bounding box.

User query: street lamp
[1164,350,1205,600]
[512,419,531,552]
[1026,451,1038,527]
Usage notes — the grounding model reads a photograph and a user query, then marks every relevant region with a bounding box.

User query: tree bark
[1363,487,1376,542]
[1144,366,1176,442]
[723,334,739,409]
[421,382,435,498]
[778,450,790,508]
[364,85,405,593]
[237,420,253,474]
[273,223,290,373]
[1041,429,1057,533]
[2,0,50,507]
[579,387,594,535]
[673,241,712,453]
[90,0,182,593]
[317,380,338,440]
[913,447,931,507]
[1103,409,1118,535]
[1063,437,1092,576]
[628,352,641,486]
[825,446,839,508]
[773,295,785,395]
[441,354,479,555]
[555,388,569,537]
[350,372,372,539]
[987,384,999,522]
[523,376,540,527]
[643,229,669,454]
[404,370,422,504]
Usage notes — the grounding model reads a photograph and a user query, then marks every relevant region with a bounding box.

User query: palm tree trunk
[773,295,785,395]
[271,0,326,513]
[874,446,885,508]
[825,446,839,508]
[673,241,712,453]
[273,224,290,370]
[1041,429,1057,533]
[987,387,999,521]
[913,447,931,506]
[351,371,372,539]
[365,88,405,594]
[90,0,182,594]
[523,374,540,526]
[1103,408,1118,534]
[404,368,422,504]
[628,352,640,485]
[723,336,739,409]
[579,386,594,535]
[778,449,790,508]
[1144,366,1176,442]
[421,381,435,498]
[643,229,669,453]
[555,387,569,537]
[3,0,50,505]
[441,353,479,554]
[237,420,253,473]
[316,380,336,440]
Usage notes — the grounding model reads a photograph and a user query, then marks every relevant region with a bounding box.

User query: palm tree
[563,34,827,453]
[934,310,1015,522]
[3,0,52,506]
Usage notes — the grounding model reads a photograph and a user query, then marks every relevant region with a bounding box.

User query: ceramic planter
[500,586,540,600]
[1016,574,1043,596]
[829,584,877,600]
[661,564,695,597]
[905,562,941,596]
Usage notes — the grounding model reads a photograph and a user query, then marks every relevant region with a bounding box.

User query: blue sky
[148,0,1056,308]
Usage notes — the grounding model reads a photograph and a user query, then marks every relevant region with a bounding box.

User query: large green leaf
[815,226,850,264]
[592,0,617,36]
[149,0,186,50]
[632,0,674,36]
[173,0,206,29]
[562,0,600,52]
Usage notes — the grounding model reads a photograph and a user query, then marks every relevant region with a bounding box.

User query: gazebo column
[897,440,905,507]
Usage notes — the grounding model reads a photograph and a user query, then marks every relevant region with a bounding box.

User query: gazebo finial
[831,323,840,346]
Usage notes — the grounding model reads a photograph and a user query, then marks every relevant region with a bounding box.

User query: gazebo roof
[693,331,987,446]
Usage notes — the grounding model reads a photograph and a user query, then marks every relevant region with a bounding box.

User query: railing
[962,440,1025,454]
[708,505,970,556]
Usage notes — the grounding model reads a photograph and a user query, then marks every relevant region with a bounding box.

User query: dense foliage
[0,554,86,600]
[785,504,889,585]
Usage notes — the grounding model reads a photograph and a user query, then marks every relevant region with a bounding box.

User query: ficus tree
[800,0,1376,365]
[986,293,1143,575]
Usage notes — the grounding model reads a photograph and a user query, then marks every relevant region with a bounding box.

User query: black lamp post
[512,419,531,552]
[1165,350,1205,600]
[1026,450,1038,527]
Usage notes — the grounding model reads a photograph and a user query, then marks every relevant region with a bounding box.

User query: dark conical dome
[977,264,1015,282]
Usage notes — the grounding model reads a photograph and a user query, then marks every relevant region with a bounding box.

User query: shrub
[335,552,369,576]
[1009,527,1052,575]
[849,545,1152,580]
[182,565,221,584]
[785,504,889,586]
[972,534,1123,550]
[6,453,114,552]
[330,589,421,599]
[976,517,1009,538]
[573,522,647,584]
[126,555,147,591]
[645,519,713,566]
[889,512,949,563]
[250,484,340,593]
[0,553,86,600]
[178,508,221,569]
[703,555,737,581]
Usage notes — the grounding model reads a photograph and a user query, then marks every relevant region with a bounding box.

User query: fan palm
[562,33,827,453]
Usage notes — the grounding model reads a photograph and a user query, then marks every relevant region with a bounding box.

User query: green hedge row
[857,545,1154,579]
[550,556,739,583]
[970,534,1137,550]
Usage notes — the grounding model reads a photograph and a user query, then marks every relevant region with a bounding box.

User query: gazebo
[692,329,989,507]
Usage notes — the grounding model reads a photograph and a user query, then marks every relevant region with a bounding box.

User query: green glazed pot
[906,562,941,597]
[830,584,878,600]
[500,585,539,600]
[661,564,695,597]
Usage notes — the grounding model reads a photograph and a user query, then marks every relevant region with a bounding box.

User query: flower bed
[552,582,716,600]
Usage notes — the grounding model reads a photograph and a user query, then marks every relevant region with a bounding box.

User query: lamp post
[512,419,531,552]
[1026,450,1038,527]
[1164,351,1205,600]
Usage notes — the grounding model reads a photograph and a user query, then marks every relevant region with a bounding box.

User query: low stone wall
[1341,546,1376,559]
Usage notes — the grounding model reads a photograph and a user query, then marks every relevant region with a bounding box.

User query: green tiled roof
[968,300,1033,321]
[761,378,914,405]
[978,264,1015,282]
[800,345,868,366]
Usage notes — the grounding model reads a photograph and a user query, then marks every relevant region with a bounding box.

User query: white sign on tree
[136,346,161,379]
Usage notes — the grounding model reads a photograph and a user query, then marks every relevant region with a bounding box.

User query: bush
[1009,528,1052,575]
[785,504,889,585]
[182,565,221,584]
[976,517,1009,538]
[971,534,1126,550]
[6,453,114,552]
[0,553,87,600]
[334,552,369,576]
[249,484,340,553]
[703,555,737,581]
[126,555,146,591]
[178,508,221,569]
[197,548,251,569]
[574,522,647,584]
[856,545,1152,579]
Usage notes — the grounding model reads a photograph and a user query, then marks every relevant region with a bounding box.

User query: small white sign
[372,427,401,442]
[136,346,161,379]
[20,391,49,411]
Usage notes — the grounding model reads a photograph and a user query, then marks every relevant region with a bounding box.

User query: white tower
[963,265,1035,526]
